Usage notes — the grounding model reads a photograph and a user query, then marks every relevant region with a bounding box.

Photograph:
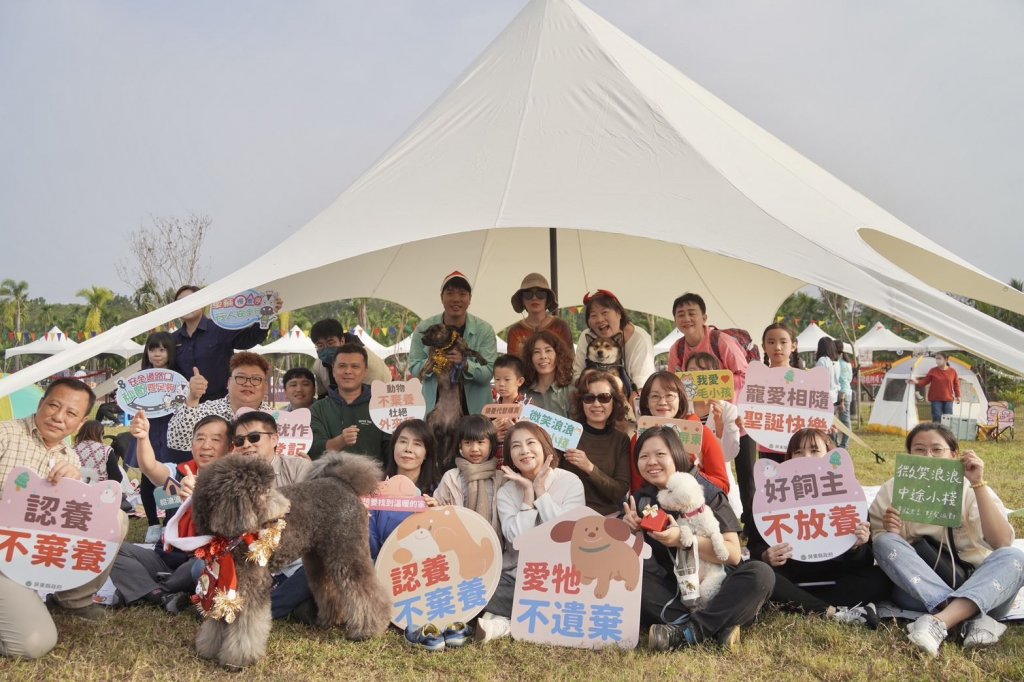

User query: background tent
[796,323,830,354]
[103,338,145,361]
[915,335,959,354]
[0,373,43,420]
[653,329,682,357]
[867,356,986,435]
[250,325,317,360]
[4,326,78,360]
[350,325,391,360]
[4,0,1024,399]
[854,322,918,354]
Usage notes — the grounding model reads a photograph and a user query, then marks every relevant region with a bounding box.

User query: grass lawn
[3,433,1023,681]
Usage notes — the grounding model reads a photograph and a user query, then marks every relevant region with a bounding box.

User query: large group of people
[0,271,1021,663]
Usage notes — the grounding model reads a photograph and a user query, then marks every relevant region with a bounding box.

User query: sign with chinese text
[0,467,122,592]
[361,475,428,513]
[375,506,501,629]
[210,289,278,330]
[511,506,650,649]
[636,416,703,456]
[114,368,190,418]
[893,454,964,527]
[369,380,427,434]
[482,403,523,421]
[235,407,313,458]
[677,370,734,403]
[519,405,583,451]
[740,364,832,451]
[752,449,866,562]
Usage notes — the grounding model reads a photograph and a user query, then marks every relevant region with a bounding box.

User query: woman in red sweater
[628,371,729,494]
[909,352,961,424]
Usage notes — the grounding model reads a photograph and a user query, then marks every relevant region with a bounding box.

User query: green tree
[0,279,30,368]
[76,286,115,335]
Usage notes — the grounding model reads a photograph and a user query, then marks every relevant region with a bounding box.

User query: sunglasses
[231,431,275,447]
[582,393,613,404]
[522,288,548,300]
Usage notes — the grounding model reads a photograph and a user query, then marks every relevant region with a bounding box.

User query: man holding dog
[0,379,129,659]
[408,271,498,415]
[309,343,389,462]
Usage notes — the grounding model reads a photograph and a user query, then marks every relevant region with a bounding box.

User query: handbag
[911,527,974,589]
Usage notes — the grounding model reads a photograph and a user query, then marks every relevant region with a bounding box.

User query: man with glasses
[309,319,392,399]
[167,352,274,451]
[231,411,311,486]
[309,343,389,463]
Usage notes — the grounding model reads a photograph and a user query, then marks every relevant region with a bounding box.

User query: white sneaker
[473,613,511,642]
[906,614,947,657]
[962,613,1006,649]
[828,603,879,629]
[144,524,163,544]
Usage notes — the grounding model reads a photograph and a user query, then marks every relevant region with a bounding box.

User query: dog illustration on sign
[390,507,495,579]
[549,516,645,598]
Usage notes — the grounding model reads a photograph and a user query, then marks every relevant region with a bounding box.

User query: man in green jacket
[309,343,389,464]
[408,271,498,415]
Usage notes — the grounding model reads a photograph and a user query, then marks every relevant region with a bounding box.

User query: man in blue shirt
[171,285,283,401]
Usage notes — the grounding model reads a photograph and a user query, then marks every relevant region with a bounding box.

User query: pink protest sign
[235,407,313,458]
[636,416,703,456]
[0,467,122,592]
[482,403,523,420]
[375,506,502,629]
[210,289,278,330]
[752,449,867,562]
[369,380,427,434]
[511,506,650,649]
[360,475,428,512]
[115,368,190,418]
[739,364,832,451]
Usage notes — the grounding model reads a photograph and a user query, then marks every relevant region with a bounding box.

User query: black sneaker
[648,622,705,651]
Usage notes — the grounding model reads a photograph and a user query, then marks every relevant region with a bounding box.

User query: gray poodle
[190,452,391,669]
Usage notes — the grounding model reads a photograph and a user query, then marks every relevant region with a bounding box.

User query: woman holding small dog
[506,273,574,358]
[476,422,586,641]
[571,289,655,397]
[623,426,774,651]
[522,330,575,417]
[561,370,631,515]
[748,428,891,627]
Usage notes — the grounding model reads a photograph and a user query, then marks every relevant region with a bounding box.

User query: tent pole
[548,227,558,298]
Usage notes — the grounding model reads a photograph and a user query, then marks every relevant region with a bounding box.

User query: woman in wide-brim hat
[506,273,574,358]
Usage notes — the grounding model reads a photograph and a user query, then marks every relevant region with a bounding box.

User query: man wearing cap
[408,272,498,416]
[506,273,574,358]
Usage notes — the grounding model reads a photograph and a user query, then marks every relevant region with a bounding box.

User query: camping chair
[980,404,1015,441]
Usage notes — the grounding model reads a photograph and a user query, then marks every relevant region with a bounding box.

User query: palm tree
[77,286,115,336]
[0,279,29,369]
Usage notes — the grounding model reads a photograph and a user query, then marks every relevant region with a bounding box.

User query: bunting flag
[775,315,784,323]
[794,318,801,325]
[380,327,389,337]
[389,326,398,336]
[7,332,13,341]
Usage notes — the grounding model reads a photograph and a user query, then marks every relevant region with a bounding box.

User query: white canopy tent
[854,322,918,354]
[915,335,959,354]
[250,326,317,360]
[4,0,1024,399]
[796,323,830,354]
[350,325,391,360]
[653,329,682,356]
[4,327,78,359]
[102,338,144,361]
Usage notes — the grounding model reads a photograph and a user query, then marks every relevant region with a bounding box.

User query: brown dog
[550,516,644,598]
[419,323,488,468]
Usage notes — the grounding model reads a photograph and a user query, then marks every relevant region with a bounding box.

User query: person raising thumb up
[187,366,208,407]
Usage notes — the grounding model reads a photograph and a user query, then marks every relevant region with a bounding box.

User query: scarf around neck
[456,457,498,522]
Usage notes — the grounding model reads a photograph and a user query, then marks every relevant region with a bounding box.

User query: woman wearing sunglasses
[561,370,631,515]
[506,273,573,358]
[167,351,275,451]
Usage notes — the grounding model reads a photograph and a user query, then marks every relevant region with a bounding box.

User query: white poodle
[657,471,730,608]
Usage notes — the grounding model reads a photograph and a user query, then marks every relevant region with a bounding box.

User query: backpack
[710,327,761,365]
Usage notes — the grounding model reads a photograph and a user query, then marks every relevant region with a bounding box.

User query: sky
[1,0,1022,304]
